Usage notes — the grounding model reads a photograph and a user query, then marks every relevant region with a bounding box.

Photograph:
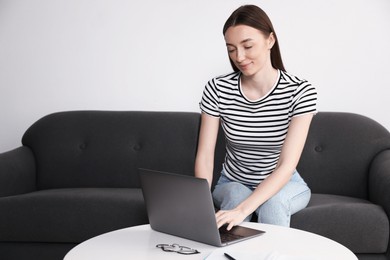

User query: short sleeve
[291,81,317,117]
[199,78,220,117]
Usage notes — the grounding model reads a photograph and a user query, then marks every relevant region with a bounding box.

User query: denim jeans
[212,169,311,227]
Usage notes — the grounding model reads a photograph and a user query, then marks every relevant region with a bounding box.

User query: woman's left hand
[215,207,248,231]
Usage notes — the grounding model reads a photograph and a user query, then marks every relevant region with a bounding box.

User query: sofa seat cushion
[0,188,148,243]
[291,194,389,253]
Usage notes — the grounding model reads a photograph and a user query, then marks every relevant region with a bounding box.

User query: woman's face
[224,25,274,77]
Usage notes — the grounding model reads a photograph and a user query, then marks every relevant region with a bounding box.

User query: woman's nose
[236,49,245,62]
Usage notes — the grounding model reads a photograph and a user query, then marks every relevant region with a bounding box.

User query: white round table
[64,222,357,260]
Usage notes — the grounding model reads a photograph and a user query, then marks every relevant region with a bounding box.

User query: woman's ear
[268,32,276,49]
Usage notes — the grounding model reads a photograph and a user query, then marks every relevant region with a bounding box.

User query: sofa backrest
[297,112,390,199]
[22,110,390,198]
[22,111,201,189]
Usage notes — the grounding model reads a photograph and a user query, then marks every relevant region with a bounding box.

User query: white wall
[1,0,390,153]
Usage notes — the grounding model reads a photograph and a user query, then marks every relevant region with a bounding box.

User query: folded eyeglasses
[156,243,200,255]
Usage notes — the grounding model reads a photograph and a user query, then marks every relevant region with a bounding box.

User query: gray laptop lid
[139,168,264,247]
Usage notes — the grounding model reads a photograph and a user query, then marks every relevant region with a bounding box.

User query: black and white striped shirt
[200,70,317,188]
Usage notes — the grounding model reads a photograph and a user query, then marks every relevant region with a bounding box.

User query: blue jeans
[212,170,311,227]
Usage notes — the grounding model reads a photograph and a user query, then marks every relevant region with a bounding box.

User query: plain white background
[1,0,389,153]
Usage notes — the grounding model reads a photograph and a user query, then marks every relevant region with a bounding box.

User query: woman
[195,5,317,230]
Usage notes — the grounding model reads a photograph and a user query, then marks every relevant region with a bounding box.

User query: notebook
[139,168,265,247]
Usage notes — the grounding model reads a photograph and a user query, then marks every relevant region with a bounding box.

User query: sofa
[0,110,389,260]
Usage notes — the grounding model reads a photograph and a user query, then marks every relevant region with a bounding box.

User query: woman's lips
[238,63,251,71]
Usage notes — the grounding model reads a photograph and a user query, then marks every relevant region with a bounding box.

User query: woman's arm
[216,113,314,230]
[195,113,220,188]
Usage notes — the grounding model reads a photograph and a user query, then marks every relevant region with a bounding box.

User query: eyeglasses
[156,243,200,255]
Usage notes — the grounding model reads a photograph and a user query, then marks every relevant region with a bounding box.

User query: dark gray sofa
[0,111,389,260]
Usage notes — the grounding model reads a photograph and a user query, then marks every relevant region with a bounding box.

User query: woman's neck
[241,67,279,101]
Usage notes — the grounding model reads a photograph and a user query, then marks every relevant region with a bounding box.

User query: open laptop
[139,168,265,247]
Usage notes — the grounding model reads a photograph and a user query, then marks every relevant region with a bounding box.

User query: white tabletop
[64,222,357,260]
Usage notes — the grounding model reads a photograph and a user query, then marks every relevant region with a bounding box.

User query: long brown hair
[223,5,286,72]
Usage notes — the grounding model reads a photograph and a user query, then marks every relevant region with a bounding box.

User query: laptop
[139,168,265,247]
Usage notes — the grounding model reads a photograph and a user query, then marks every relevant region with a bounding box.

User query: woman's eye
[244,46,253,50]
[227,48,236,53]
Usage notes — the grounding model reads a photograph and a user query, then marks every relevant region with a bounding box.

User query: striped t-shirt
[199,70,317,188]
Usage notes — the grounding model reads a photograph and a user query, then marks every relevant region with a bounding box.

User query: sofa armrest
[0,146,36,197]
[369,149,390,217]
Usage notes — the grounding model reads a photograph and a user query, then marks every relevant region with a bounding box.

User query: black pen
[224,252,236,260]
